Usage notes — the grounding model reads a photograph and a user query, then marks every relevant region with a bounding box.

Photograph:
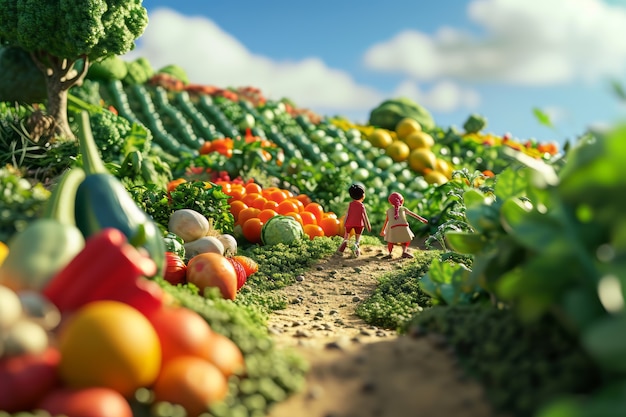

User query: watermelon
[261,215,305,246]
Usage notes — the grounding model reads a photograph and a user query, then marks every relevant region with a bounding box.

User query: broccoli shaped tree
[0,0,148,140]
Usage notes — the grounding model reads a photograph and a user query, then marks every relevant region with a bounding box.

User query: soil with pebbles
[264,243,500,417]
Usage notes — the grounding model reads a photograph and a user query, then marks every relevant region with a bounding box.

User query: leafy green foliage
[0,166,49,242]
[355,250,436,330]
[0,46,46,103]
[407,305,601,417]
[462,113,487,133]
[278,158,352,215]
[123,57,155,86]
[434,123,626,415]
[241,236,339,291]
[128,180,234,235]
[533,107,555,129]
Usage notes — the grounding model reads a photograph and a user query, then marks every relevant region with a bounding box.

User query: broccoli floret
[87,55,128,81]
[123,57,154,85]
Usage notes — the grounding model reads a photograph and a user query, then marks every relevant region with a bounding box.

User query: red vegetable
[164,251,187,285]
[42,228,165,316]
[186,253,237,300]
[227,257,248,290]
[38,387,133,417]
[0,347,61,412]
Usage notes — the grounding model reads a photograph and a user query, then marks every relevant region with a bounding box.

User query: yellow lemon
[395,118,422,140]
[385,140,411,163]
[435,158,453,179]
[367,128,393,149]
[408,148,438,173]
[424,170,449,185]
[58,300,162,398]
[404,131,434,150]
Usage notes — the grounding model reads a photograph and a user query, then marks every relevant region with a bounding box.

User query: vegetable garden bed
[0,61,624,417]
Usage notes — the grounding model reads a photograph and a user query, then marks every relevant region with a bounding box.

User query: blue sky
[130,0,626,147]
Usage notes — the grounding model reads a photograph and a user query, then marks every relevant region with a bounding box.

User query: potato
[168,209,210,243]
[184,236,224,260]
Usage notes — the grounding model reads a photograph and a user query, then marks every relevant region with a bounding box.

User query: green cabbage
[261,215,305,246]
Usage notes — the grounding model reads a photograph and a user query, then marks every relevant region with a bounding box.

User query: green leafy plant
[438,124,626,416]
[356,250,436,330]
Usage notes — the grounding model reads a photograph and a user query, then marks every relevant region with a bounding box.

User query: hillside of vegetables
[1,52,625,417]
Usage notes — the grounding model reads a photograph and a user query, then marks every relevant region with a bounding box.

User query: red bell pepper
[42,227,165,317]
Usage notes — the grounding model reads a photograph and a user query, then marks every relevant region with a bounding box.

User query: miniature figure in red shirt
[336,184,371,257]
[380,192,428,259]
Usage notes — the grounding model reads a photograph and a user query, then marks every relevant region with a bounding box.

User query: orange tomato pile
[199,129,278,163]
[216,181,342,243]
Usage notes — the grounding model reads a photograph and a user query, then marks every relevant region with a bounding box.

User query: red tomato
[186,253,237,300]
[0,347,61,412]
[147,306,214,366]
[38,387,133,417]
[164,251,187,285]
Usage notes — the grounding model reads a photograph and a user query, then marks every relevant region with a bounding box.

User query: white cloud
[126,8,383,113]
[363,0,626,85]
[392,80,480,112]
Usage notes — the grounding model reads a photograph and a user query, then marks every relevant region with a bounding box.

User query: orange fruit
[303,224,325,240]
[250,196,268,210]
[295,194,312,206]
[202,332,245,378]
[268,189,287,203]
[319,216,341,237]
[237,207,260,226]
[242,192,262,207]
[226,185,246,201]
[244,182,263,195]
[288,198,305,212]
[285,212,303,225]
[258,208,278,223]
[147,306,214,367]
[276,200,299,215]
[263,200,279,211]
[186,253,238,300]
[299,211,318,226]
[153,356,228,417]
[58,301,161,398]
[229,200,248,219]
[385,140,411,162]
[242,217,264,244]
[261,186,278,198]
[303,203,324,222]
[232,255,259,277]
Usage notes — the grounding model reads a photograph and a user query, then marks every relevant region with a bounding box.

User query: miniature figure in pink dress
[337,184,371,257]
[380,192,428,259]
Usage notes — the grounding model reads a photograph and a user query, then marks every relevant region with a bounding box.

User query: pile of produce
[1,25,623,417]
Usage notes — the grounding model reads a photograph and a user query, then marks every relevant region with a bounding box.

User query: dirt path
[265,244,498,417]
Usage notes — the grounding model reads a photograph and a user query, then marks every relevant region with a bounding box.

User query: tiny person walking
[337,184,371,257]
[380,192,428,259]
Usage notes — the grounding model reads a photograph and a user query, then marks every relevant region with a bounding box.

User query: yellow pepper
[0,241,8,266]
